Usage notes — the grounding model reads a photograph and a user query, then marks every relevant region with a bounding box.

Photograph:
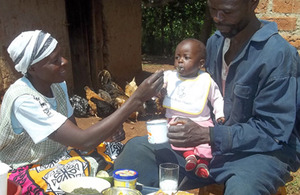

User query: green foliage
[142,0,208,56]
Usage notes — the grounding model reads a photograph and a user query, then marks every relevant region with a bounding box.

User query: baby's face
[174,40,202,77]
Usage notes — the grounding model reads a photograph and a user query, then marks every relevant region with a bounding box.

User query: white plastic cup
[0,162,10,195]
[146,119,168,144]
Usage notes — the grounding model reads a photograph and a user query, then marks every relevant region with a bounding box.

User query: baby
[160,38,225,178]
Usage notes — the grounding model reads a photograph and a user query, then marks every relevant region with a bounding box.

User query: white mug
[146,119,168,144]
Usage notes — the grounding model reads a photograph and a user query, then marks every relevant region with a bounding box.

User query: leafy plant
[142,0,214,57]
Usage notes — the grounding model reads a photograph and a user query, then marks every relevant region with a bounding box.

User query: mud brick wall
[256,0,300,52]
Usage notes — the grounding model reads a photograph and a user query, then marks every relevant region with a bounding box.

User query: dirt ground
[75,116,149,144]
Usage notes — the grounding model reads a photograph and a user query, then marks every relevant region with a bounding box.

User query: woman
[0,30,163,194]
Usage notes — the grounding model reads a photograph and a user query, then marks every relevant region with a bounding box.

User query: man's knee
[126,136,150,148]
[224,175,279,195]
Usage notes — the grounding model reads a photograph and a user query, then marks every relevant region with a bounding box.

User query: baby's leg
[195,158,210,178]
[183,150,197,171]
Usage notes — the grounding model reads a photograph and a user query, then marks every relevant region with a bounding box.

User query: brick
[261,17,297,30]
[283,35,300,49]
[256,0,268,13]
[273,0,300,13]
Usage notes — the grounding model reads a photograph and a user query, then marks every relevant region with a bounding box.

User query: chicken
[154,96,166,115]
[124,77,147,121]
[98,70,140,122]
[98,70,129,108]
[84,86,105,116]
[140,96,165,119]
[98,70,126,100]
[125,77,138,97]
[69,94,90,117]
[115,95,128,108]
[98,88,113,104]
[90,97,116,118]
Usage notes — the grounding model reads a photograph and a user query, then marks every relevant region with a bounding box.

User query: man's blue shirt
[205,20,300,160]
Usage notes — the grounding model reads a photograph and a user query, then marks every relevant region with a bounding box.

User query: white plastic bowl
[60,176,111,194]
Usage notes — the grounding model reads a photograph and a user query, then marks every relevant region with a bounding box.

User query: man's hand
[167,117,210,148]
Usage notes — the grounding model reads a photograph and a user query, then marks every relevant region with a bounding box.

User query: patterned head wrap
[7,30,58,75]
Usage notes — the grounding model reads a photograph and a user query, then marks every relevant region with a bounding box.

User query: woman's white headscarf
[7,30,58,75]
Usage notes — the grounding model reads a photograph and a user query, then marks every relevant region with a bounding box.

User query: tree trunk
[199,3,214,45]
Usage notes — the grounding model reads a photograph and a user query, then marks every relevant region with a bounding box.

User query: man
[113,0,300,194]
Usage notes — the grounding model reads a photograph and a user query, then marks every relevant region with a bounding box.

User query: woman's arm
[49,70,164,151]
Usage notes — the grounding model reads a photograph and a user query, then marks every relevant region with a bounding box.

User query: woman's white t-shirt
[11,78,73,144]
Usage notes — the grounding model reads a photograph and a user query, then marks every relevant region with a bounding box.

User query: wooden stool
[198,183,287,195]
